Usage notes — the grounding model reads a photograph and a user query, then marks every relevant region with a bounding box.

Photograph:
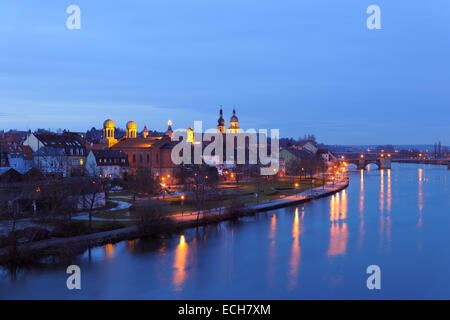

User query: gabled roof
[91,149,129,166]
[281,147,314,160]
[34,146,65,156]
[0,140,34,160]
[34,132,85,149]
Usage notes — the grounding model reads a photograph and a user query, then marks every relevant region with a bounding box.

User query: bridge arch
[364,160,380,170]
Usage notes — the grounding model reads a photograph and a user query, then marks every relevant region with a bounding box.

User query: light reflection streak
[379,170,385,241]
[380,169,385,214]
[328,191,348,256]
[173,235,189,290]
[386,169,392,247]
[104,243,115,259]
[387,169,391,213]
[359,169,364,213]
[341,189,347,220]
[359,169,365,248]
[288,208,301,289]
[267,214,277,287]
[126,240,136,253]
[327,222,348,256]
[418,169,423,229]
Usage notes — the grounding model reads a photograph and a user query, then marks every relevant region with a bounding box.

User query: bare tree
[123,168,156,204]
[80,178,104,230]
[134,200,173,236]
[286,157,303,177]
[190,164,219,224]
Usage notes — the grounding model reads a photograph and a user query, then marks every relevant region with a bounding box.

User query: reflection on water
[288,208,301,289]
[341,190,347,220]
[173,235,189,290]
[418,168,424,228]
[378,169,392,251]
[104,244,115,259]
[1,163,449,299]
[387,169,392,213]
[417,168,424,250]
[267,213,277,287]
[327,223,348,256]
[328,192,348,256]
[359,170,365,248]
[380,169,385,214]
[126,240,137,253]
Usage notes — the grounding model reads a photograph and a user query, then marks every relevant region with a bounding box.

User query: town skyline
[1,111,447,147]
[1,1,450,145]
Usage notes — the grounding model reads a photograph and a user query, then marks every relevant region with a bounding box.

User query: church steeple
[217,105,225,134]
[165,120,173,139]
[228,106,240,133]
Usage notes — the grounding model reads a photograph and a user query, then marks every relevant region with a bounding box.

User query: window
[139,155,143,163]
[147,154,150,163]
[156,153,159,163]
[132,154,136,163]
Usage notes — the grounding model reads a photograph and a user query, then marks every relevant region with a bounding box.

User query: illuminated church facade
[217,106,240,134]
[100,119,177,180]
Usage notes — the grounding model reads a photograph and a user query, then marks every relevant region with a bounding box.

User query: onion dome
[230,107,238,122]
[218,106,225,126]
[103,119,115,129]
[126,121,137,130]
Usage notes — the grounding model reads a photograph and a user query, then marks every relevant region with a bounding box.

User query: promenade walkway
[0,180,348,256]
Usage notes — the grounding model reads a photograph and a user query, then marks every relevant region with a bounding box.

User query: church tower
[187,126,194,144]
[126,121,137,138]
[165,120,173,139]
[228,107,240,133]
[142,126,149,138]
[103,119,117,147]
[217,106,225,134]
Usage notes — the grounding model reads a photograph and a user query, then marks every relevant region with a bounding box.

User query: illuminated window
[79,159,84,165]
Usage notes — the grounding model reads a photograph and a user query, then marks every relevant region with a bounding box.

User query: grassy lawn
[93,207,131,220]
[76,219,135,229]
[108,196,133,203]
[94,177,326,220]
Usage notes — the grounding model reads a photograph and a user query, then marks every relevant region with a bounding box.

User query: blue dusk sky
[0,0,449,145]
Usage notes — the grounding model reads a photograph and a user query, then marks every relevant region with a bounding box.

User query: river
[1,163,449,299]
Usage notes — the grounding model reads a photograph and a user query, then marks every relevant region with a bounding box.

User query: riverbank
[0,180,348,263]
[393,159,449,167]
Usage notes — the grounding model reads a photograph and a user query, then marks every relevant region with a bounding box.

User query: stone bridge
[339,155,392,170]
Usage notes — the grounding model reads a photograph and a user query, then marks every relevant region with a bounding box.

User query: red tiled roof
[0,140,34,160]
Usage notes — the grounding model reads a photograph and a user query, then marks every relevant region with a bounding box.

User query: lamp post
[181,195,185,216]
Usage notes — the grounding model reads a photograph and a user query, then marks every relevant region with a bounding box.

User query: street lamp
[181,195,185,215]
